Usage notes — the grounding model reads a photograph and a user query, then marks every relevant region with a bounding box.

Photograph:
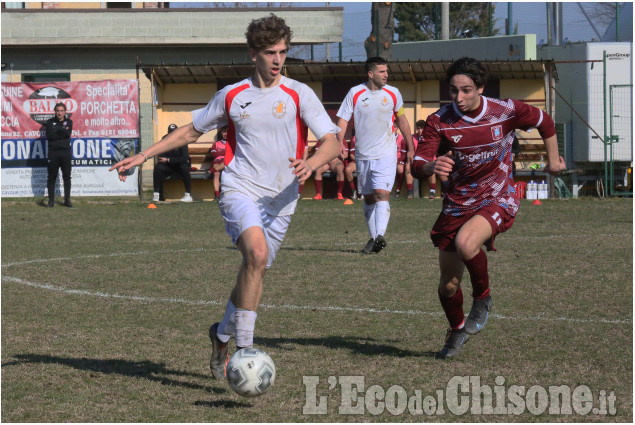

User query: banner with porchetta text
[1,80,140,197]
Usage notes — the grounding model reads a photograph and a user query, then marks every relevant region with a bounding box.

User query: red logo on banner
[23,86,77,125]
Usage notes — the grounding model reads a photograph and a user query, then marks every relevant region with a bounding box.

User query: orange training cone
[344,199,354,205]
[532,199,542,205]
[148,203,157,209]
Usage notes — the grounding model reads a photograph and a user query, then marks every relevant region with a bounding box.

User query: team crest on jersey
[381,96,389,105]
[491,125,503,141]
[272,101,286,119]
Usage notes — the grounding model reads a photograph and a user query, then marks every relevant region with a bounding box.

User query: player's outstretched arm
[396,114,415,165]
[542,134,566,175]
[335,117,349,157]
[290,133,340,184]
[109,123,204,181]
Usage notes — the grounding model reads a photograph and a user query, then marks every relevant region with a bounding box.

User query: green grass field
[1,197,632,422]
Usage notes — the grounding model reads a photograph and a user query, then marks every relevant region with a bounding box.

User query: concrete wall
[1,8,343,46]
[393,35,537,61]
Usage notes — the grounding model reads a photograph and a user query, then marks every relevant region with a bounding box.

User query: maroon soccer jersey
[415,97,555,217]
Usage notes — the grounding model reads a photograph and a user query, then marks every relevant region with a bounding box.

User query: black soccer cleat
[361,238,376,254]
[373,235,387,253]
[440,327,469,359]
[464,295,492,335]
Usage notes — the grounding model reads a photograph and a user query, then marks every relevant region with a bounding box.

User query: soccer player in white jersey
[412,57,565,358]
[335,57,414,254]
[110,14,340,379]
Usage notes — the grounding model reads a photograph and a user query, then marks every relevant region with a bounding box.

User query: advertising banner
[1,80,140,197]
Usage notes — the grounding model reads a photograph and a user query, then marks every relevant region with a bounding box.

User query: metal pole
[507,2,513,35]
[603,50,609,196]
[339,42,342,62]
[546,3,552,45]
[488,2,493,36]
[616,2,620,41]
[441,2,449,40]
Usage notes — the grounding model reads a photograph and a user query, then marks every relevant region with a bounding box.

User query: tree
[365,2,395,60]
[581,2,618,27]
[394,2,498,41]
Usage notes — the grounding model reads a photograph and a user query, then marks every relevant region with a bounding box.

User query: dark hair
[415,119,426,129]
[245,14,292,50]
[216,126,228,141]
[54,102,66,111]
[365,56,387,73]
[446,57,487,88]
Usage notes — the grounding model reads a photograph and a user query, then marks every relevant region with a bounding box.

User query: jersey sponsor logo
[456,150,496,164]
[272,100,286,119]
[451,135,463,144]
[491,125,503,141]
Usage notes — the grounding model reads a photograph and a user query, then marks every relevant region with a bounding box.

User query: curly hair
[446,57,487,88]
[245,14,293,50]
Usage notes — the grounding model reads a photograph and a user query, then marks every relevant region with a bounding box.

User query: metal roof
[140,59,555,85]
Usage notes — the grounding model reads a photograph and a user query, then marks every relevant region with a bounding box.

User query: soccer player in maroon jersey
[312,140,346,200]
[412,57,565,358]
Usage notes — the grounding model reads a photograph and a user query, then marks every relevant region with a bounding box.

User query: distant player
[412,57,565,358]
[343,131,359,199]
[209,126,227,200]
[336,57,414,254]
[110,14,340,379]
[414,119,440,199]
[312,140,345,200]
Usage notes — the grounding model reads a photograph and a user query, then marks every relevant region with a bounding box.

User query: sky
[173,2,619,62]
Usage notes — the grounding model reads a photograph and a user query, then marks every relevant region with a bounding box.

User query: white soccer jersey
[336,83,403,160]
[192,76,338,216]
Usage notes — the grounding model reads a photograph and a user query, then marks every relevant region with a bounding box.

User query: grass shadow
[254,335,438,359]
[3,353,227,394]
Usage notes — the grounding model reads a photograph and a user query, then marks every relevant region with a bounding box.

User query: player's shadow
[279,246,361,254]
[3,353,227,395]
[225,245,360,254]
[254,335,438,359]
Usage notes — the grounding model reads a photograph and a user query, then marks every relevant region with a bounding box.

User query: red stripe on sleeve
[280,84,308,159]
[223,83,249,166]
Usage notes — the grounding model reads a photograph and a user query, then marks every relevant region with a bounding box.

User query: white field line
[2,275,631,326]
[3,231,627,268]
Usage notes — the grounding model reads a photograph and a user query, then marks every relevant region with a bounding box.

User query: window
[107,2,131,8]
[22,73,70,83]
[2,3,26,9]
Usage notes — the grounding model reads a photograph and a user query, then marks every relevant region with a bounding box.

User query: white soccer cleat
[180,193,193,202]
[152,192,160,202]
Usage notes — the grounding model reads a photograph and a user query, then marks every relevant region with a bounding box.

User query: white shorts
[356,155,398,195]
[219,192,291,269]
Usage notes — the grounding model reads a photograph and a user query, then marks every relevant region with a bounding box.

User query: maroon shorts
[430,205,515,252]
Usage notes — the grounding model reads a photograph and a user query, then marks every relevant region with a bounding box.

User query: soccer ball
[226,348,276,398]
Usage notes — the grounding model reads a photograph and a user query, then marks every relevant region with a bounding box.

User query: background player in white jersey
[336,57,414,254]
[412,57,565,358]
[110,14,340,379]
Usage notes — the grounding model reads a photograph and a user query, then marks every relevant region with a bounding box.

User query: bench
[160,143,216,201]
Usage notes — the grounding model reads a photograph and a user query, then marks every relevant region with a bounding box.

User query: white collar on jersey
[452,96,488,124]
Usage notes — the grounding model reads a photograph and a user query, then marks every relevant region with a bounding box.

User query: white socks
[235,309,258,348]
[374,201,390,237]
[364,203,377,239]
[216,301,258,347]
[216,298,237,343]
